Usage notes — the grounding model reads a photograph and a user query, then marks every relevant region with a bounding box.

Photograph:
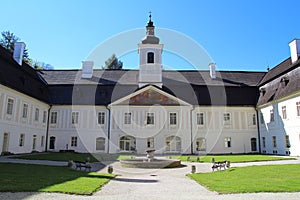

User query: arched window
[119,135,136,151]
[96,137,105,151]
[165,136,181,152]
[147,52,154,63]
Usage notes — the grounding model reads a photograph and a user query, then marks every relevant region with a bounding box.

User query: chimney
[289,39,300,63]
[13,42,25,65]
[81,61,94,79]
[209,63,216,79]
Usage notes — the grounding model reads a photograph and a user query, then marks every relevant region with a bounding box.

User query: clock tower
[138,14,163,88]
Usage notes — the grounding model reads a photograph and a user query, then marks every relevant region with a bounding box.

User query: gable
[109,85,191,107]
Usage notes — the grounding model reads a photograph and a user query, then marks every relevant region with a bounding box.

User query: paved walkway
[0,156,300,200]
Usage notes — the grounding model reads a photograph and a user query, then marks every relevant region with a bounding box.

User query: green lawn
[13,152,133,163]
[188,164,300,194]
[0,163,115,195]
[171,154,295,163]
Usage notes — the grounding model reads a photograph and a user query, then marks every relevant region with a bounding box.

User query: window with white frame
[22,104,28,118]
[224,137,231,148]
[71,136,78,147]
[98,112,105,125]
[297,102,300,116]
[147,137,154,148]
[50,111,57,124]
[282,106,287,119]
[270,109,274,122]
[124,113,131,125]
[260,112,264,124]
[19,134,25,147]
[223,113,231,125]
[252,114,256,125]
[146,113,154,125]
[42,111,47,123]
[71,112,79,124]
[34,108,39,121]
[196,113,204,125]
[285,135,290,148]
[196,137,206,151]
[272,136,277,148]
[262,137,266,148]
[41,136,44,147]
[169,113,177,125]
[96,137,105,151]
[6,98,14,115]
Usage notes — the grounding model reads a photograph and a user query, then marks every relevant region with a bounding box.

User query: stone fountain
[120,149,181,168]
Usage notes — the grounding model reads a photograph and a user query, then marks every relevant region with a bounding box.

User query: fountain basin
[120,158,181,168]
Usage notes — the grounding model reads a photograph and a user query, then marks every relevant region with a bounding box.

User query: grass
[171,154,295,163]
[0,163,115,195]
[13,152,133,163]
[188,164,300,194]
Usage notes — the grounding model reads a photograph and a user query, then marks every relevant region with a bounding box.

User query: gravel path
[0,157,300,200]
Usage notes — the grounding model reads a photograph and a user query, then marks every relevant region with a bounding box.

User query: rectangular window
[19,134,25,147]
[272,136,277,148]
[124,113,131,125]
[260,112,264,124]
[22,104,28,118]
[147,137,154,148]
[96,137,105,151]
[41,136,44,147]
[270,109,274,122]
[252,114,256,125]
[224,137,231,148]
[146,113,154,125]
[71,112,79,124]
[297,102,300,116]
[71,136,77,147]
[285,135,290,148]
[6,98,14,115]
[282,106,287,119]
[50,111,57,124]
[170,113,177,125]
[34,108,39,121]
[197,113,204,125]
[98,112,105,125]
[223,113,231,125]
[42,111,47,123]
[262,137,266,148]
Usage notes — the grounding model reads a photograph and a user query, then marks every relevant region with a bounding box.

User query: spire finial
[149,11,152,22]
[147,11,154,27]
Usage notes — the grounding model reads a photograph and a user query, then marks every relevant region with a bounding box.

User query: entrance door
[32,135,37,151]
[2,133,9,152]
[49,136,55,150]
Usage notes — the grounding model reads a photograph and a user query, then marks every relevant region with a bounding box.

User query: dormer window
[260,88,266,96]
[147,52,154,63]
[280,77,289,87]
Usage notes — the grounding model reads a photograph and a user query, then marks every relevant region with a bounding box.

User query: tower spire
[147,11,154,27]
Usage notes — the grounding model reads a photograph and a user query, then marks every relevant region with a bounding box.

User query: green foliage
[102,54,123,69]
[188,164,300,193]
[0,163,114,195]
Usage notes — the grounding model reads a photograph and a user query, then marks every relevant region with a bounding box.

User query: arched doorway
[49,136,55,150]
[165,136,181,152]
[119,136,136,152]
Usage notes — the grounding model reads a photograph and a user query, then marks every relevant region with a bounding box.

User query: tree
[0,31,29,60]
[102,54,123,69]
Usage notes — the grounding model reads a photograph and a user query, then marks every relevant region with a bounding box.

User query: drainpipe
[106,106,111,154]
[45,105,52,152]
[256,109,261,153]
[190,106,195,155]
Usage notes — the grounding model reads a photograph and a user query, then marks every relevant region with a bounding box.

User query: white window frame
[42,111,47,123]
[282,106,287,119]
[50,111,58,124]
[223,113,231,125]
[22,103,28,118]
[6,98,14,115]
[98,112,105,125]
[41,135,44,147]
[147,137,154,148]
[71,136,78,147]
[96,137,105,151]
[196,113,204,126]
[169,112,177,125]
[71,111,79,124]
[252,114,256,125]
[260,112,264,124]
[262,137,266,148]
[146,112,154,125]
[272,136,277,148]
[270,109,274,122]
[34,108,39,121]
[124,112,132,125]
[224,137,231,148]
[19,133,25,147]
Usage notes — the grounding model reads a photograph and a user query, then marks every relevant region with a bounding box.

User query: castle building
[1,18,300,156]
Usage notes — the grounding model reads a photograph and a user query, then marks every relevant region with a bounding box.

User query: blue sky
[1,0,300,71]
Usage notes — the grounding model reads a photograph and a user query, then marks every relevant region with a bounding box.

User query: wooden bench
[74,161,91,171]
